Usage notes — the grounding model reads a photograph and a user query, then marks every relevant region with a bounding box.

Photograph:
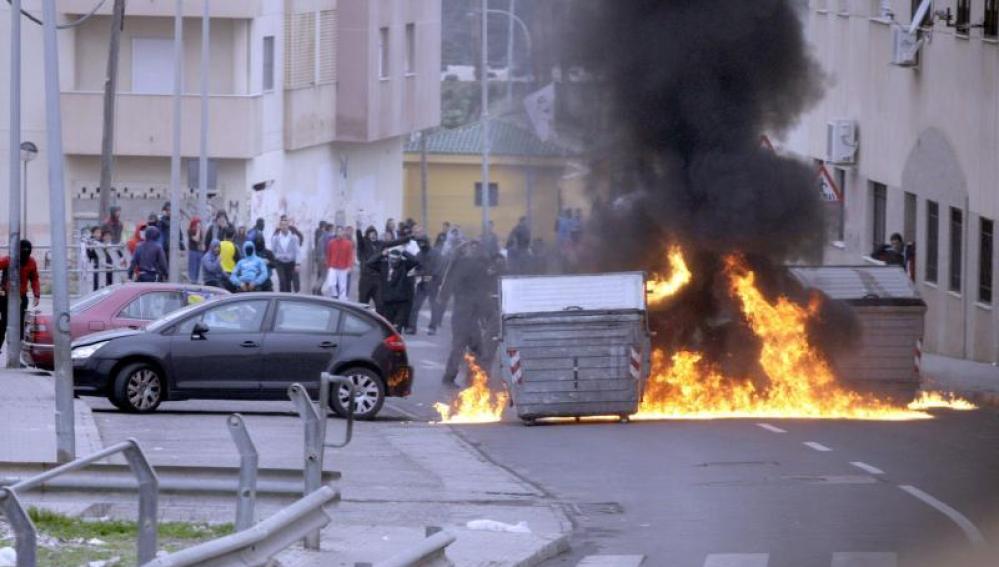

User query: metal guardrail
[227,413,258,532]
[355,527,457,567]
[0,438,158,567]
[144,485,340,567]
[288,372,356,550]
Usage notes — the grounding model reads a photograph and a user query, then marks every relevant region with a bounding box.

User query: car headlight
[71,341,109,360]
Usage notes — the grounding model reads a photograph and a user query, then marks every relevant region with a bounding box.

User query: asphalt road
[84,308,999,567]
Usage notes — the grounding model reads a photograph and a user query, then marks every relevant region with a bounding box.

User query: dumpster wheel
[618,415,631,424]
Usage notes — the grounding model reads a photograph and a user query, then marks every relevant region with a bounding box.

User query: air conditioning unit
[892,26,921,66]
[826,120,858,165]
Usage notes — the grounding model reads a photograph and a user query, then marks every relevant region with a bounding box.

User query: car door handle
[240,341,259,348]
[318,341,337,349]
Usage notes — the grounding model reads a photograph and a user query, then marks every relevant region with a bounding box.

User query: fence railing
[0,439,158,567]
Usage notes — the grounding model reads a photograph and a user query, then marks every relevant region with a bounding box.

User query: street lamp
[20,141,37,239]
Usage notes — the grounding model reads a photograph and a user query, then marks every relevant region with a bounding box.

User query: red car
[22,283,228,370]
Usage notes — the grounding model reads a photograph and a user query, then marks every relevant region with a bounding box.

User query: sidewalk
[920,352,999,406]
[0,369,570,566]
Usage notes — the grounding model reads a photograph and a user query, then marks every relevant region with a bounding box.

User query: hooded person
[440,240,489,387]
[103,205,124,244]
[0,239,42,349]
[366,246,420,331]
[252,234,276,292]
[128,226,168,282]
[200,240,227,288]
[229,240,270,292]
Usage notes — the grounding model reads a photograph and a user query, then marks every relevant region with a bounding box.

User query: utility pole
[168,0,183,282]
[41,0,76,462]
[7,0,23,369]
[480,0,491,238]
[506,0,516,108]
[97,0,125,224]
[198,0,210,225]
[420,131,429,230]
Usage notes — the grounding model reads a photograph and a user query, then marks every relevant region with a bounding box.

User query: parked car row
[23,284,413,420]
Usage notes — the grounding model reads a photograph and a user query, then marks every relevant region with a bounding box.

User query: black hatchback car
[71,293,413,419]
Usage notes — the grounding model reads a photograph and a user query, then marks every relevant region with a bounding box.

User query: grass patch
[0,508,235,566]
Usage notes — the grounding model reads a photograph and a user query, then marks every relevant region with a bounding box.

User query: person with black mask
[366,247,420,331]
[440,240,489,388]
[0,239,41,349]
[356,226,410,309]
[253,234,277,292]
[406,234,438,335]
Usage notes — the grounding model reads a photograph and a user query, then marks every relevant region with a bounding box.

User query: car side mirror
[191,322,209,339]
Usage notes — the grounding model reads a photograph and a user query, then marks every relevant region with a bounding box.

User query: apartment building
[785,0,999,363]
[0,0,440,264]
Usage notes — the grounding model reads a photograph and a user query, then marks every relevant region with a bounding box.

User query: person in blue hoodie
[128,226,168,282]
[229,240,269,292]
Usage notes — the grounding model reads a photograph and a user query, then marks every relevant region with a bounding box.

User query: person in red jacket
[324,227,355,299]
[0,239,41,350]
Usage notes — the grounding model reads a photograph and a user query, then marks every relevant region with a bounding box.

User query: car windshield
[145,302,205,333]
[70,286,118,314]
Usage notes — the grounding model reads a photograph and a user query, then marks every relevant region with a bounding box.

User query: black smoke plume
[562,0,855,364]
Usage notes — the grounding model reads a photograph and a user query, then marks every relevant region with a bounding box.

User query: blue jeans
[188,250,203,283]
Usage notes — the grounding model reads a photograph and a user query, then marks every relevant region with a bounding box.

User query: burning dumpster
[789,265,926,401]
[498,272,651,424]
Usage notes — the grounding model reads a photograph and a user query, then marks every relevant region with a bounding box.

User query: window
[342,313,375,335]
[262,36,275,91]
[956,0,971,33]
[178,300,269,334]
[926,200,939,283]
[185,158,218,190]
[950,207,964,292]
[71,287,117,314]
[405,23,416,74]
[285,12,317,88]
[318,10,337,84]
[474,182,499,207]
[987,0,998,37]
[872,182,887,250]
[274,301,339,333]
[980,218,993,304]
[911,0,932,27]
[119,292,185,321]
[131,38,175,94]
[904,192,917,243]
[379,27,390,79]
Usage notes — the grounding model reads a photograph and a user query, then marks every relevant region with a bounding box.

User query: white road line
[899,485,987,546]
[576,555,646,567]
[405,340,436,348]
[703,554,769,567]
[756,423,787,433]
[420,360,445,369]
[831,552,897,567]
[850,461,885,475]
[803,441,833,452]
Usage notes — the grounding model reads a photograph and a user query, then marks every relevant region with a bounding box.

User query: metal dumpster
[789,265,926,401]
[499,272,651,423]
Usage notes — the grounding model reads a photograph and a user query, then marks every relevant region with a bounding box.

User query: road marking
[576,555,645,567]
[849,461,885,475]
[831,552,897,567]
[703,554,769,567]
[803,441,833,452]
[756,423,786,433]
[405,340,436,348]
[899,485,987,546]
[420,360,445,369]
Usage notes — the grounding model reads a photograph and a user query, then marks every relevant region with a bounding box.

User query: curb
[510,533,571,567]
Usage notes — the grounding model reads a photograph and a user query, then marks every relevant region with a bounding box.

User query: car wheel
[112,362,164,413]
[330,367,385,421]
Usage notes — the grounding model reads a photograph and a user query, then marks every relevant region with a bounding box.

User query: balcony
[61,91,262,159]
[57,0,262,18]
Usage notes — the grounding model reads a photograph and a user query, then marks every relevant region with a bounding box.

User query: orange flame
[434,354,508,424]
[907,391,977,411]
[634,255,934,421]
[647,245,693,305]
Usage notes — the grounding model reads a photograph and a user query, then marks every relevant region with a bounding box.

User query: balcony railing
[61,91,263,159]
[57,0,262,18]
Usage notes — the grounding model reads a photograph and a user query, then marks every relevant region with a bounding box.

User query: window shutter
[318,10,337,84]
[284,12,316,88]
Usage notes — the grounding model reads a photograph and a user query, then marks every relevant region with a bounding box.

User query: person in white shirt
[270,215,300,293]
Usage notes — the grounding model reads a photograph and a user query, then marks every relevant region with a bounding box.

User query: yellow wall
[403,155,565,244]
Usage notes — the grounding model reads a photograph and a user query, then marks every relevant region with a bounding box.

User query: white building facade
[786,0,999,363]
[0,0,441,272]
